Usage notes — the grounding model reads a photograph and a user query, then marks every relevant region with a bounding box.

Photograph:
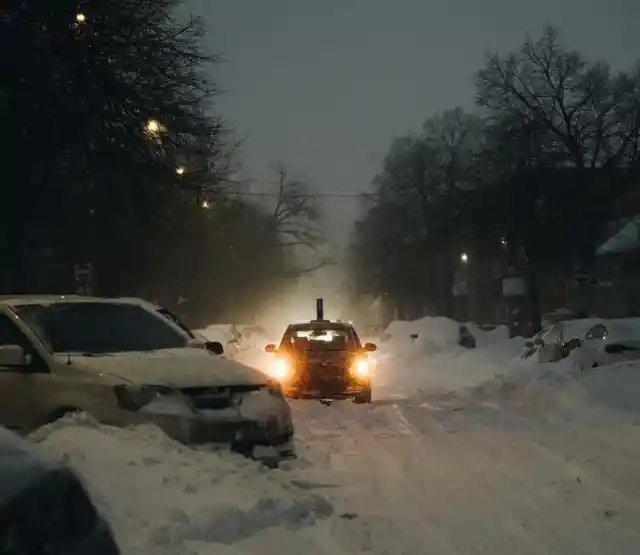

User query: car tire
[353,386,372,404]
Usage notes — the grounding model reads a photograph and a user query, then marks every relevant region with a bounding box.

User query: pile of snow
[374,335,527,400]
[464,323,510,347]
[30,414,334,555]
[378,317,460,357]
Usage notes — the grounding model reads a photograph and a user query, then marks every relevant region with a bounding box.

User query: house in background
[593,214,640,317]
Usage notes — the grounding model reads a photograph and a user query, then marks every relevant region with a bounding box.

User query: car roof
[0,294,114,307]
[287,320,354,331]
[0,426,59,503]
[116,297,162,310]
[0,294,159,309]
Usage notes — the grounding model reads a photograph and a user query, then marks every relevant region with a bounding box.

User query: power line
[229,191,371,198]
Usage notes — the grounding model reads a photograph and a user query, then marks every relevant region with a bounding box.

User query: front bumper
[284,376,370,399]
[104,396,295,459]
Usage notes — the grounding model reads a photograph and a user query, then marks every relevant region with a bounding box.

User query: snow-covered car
[117,297,224,355]
[0,424,120,554]
[568,318,640,369]
[520,319,605,363]
[0,295,294,461]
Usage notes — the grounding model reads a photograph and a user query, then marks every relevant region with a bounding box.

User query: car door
[0,312,52,431]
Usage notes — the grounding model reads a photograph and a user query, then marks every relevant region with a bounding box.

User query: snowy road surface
[289,398,640,555]
[33,384,640,555]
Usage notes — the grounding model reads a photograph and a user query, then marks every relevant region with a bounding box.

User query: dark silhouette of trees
[349,26,640,330]
[0,0,322,321]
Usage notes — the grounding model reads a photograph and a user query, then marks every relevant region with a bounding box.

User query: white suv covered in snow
[0,295,294,461]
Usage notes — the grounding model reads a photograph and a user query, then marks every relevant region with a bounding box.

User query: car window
[281,324,357,351]
[585,323,607,341]
[541,325,561,344]
[350,326,363,348]
[14,302,187,354]
[0,313,48,372]
[157,308,195,339]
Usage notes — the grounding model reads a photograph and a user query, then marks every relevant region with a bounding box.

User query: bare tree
[476,25,640,314]
[267,164,334,278]
[477,26,640,172]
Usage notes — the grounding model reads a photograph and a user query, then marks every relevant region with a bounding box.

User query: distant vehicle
[263,298,376,403]
[0,425,120,554]
[0,295,294,462]
[117,297,224,355]
[521,317,640,369]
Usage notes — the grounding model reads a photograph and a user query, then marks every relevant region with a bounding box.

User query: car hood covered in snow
[55,348,270,388]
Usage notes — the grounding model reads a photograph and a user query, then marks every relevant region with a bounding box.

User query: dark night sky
[185,0,640,249]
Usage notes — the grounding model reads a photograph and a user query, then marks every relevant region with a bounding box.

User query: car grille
[0,467,105,555]
[307,362,347,378]
[181,384,263,410]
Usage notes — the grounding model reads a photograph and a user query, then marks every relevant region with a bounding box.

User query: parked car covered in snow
[520,319,598,362]
[0,424,120,554]
[0,295,294,462]
[520,317,640,368]
[569,318,640,369]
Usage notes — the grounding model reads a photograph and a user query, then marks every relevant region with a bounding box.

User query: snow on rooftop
[596,215,640,255]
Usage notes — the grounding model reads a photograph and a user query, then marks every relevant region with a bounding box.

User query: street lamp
[146,119,161,134]
[176,166,185,176]
[201,200,211,209]
[460,253,469,264]
[75,12,87,23]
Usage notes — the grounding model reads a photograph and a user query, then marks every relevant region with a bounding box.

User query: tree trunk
[523,246,542,335]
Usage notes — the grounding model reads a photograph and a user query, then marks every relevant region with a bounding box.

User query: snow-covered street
[30,346,640,555]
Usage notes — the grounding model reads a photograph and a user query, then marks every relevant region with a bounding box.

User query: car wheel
[353,386,372,404]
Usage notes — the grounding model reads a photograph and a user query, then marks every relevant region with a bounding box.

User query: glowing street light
[201,200,211,209]
[501,238,507,246]
[176,166,185,176]
[460,253,469,264]
[146,119,161,134]
[75,12,87,23]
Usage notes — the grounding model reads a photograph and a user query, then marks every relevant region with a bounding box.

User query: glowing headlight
[351,358,369,378]
[272,358,291,381]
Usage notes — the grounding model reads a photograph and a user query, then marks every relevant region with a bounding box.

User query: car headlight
[113,385,170,411]
[351,358,370,378]
[271,357,292,381]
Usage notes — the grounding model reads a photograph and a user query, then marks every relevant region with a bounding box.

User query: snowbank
[30,414,334,555]
[381,317,460,354]
[374,335,527,400]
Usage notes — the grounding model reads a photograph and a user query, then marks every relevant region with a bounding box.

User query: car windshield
[157,307,195,339]
[283,324,356,351]
[14,302,188,354]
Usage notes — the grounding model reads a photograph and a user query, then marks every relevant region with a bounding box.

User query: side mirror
[533,338,545,347]
[0,345,28,369]
[564,338,582,351]
[364,342,377,352]
[265,344,277,354]
[524,341,534,348]
[205,341,224,355]
[409,333,419,341]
